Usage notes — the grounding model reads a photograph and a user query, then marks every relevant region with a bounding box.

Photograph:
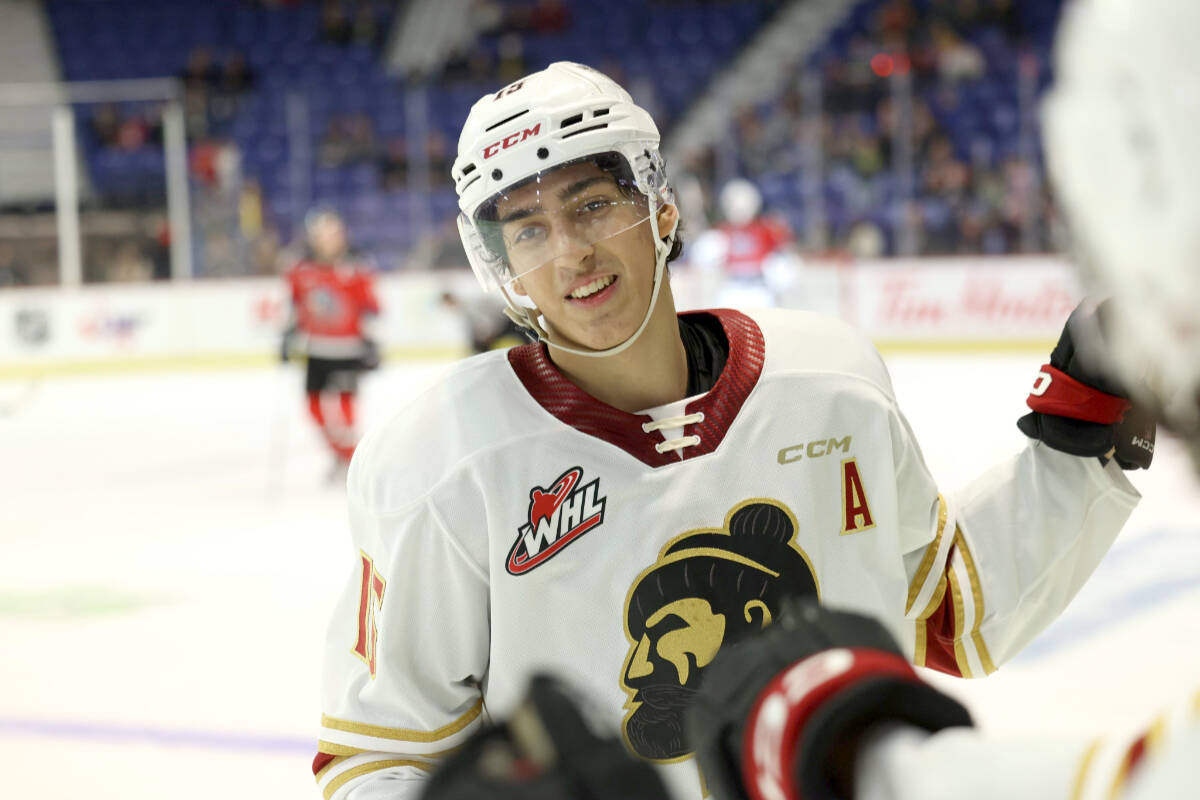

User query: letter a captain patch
[840,458,875,535]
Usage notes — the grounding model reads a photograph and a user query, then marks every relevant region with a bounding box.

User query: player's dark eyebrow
[498,206,541,225]
[558,175,613,201]
[498,175,615,224]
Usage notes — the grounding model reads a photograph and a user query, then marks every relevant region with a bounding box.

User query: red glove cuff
[741,648,920,800]
[1026,364,1130,424]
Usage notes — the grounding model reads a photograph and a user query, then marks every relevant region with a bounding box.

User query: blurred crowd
[681,0,1056,257]
[317,116,453,191]
[1,0,1070,287]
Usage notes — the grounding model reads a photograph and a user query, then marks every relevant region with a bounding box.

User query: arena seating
[45,0,774,272]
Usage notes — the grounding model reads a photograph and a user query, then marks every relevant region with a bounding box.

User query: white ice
[0,352,1197,799]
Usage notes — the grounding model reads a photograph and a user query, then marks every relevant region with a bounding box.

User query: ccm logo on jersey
[777,435,852,464]
[507,466,606,575]
[482,123,543,160]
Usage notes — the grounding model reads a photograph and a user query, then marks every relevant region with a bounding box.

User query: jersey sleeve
[855,688,1200,800]
[892,397,1141,677]
[314,484,489,799]
[355,268,380,318]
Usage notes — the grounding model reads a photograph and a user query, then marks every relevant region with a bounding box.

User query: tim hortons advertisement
[847,257,1082,342]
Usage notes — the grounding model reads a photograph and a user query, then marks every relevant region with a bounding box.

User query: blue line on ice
[1014,526,1200,663]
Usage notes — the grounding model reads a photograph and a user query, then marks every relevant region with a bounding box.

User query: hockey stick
[266,363,293,503]
[0,377,41,419]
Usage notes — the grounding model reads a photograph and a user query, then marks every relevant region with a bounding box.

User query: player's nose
[546,224,596,271]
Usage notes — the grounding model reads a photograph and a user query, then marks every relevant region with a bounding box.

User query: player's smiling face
[494,160,675,352]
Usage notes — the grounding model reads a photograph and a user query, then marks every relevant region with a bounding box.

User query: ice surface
[1,353,1196,798]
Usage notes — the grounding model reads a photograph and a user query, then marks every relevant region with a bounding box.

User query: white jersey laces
[642,412,705,454]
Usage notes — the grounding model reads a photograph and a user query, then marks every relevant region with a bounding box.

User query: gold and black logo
[619,498,820,762]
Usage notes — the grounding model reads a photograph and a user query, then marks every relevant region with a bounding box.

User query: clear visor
[461,153,655,294]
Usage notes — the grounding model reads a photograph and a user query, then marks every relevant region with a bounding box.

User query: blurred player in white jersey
[313,61,1156,800]
[281,208,381,474]
[438,289,527,354]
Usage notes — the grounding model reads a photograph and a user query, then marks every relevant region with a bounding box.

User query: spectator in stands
[529,0,571,34]
[353,2,382,48]
[982,0,1021,39]
[931,22,986,83]
[90,104,121,147]
[345,113,377,164]
[106,241,153,283]
[219,51,256,95]
[189,139,241,193]
[379,136,409,190]
[319,117,352,167]
[115,112,151,152]
[320,0,353,45]
[181,47,220,93]
[0,243,29,287]
[497,33,526,83]
[210,51,256,125]
[424,131,453,188]
[319,114,377,168]
[144,214,171,281]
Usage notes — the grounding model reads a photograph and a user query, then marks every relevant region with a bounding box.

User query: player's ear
[743,599,772,629]
[656,203,679,239]
[510,278,528,297]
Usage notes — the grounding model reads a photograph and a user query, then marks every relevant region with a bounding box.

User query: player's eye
[578,197,616,216]
[509,224,547,248]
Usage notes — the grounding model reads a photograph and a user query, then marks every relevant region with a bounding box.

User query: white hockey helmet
[719,178,763,226]
[452,62,678,357]
[1042,0,1200,449]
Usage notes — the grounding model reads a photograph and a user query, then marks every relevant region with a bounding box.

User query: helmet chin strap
[501,211,678,359]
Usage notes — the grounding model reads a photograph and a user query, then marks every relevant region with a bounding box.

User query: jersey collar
[507,309,765,468]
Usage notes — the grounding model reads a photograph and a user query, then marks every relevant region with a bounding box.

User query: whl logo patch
[507,467,606,575]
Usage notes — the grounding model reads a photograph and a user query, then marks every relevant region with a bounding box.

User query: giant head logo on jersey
[620,499,819,762]
[507,466,607,575]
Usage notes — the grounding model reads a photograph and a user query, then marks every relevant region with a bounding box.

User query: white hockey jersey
[856,688,1200,800]
[314,308,1140,800]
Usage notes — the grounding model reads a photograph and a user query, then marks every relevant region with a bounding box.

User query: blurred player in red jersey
[692,178,799,308]
[281,208,381,474]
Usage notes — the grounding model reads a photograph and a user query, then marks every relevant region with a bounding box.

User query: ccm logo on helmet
[482,124,542,160]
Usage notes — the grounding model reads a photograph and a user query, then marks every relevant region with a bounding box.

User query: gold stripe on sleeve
[322,759,432,800]
[322,697,483,743]
[315,754,348,782]
[1069,740,1102,800]
[905,495,948,615]
[951,528,997,675]
[1107,753,1133,800]
[946,567,973,678]
[317,740,463,760]
[317,741,367,758]
[912,573,947,667]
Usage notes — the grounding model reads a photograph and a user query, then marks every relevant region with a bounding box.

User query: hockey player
[313,62,1152,800]
[690,178,798,308]
[683,0,1200,797]
[438,290,528,354]
[281,208,381,473]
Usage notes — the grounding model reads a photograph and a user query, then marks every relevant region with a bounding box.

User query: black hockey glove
[1016,301,1156,469]
[360,338,381,371]
[419,675,670,800]
[686,598,972,800]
